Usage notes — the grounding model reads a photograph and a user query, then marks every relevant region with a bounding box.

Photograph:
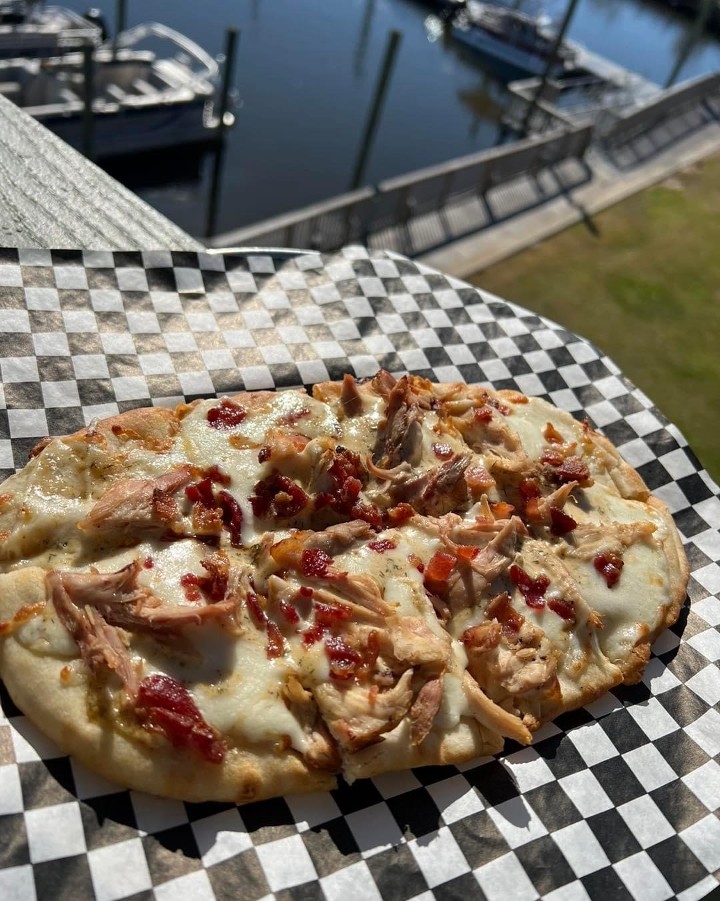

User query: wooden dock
[569,41,661,103]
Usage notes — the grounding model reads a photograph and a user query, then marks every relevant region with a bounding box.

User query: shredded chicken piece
[567,521,656,561]
[340,374,363,417]
[303,521,375,554]
[282,676,341,772]
[373,377,424,468]
[410,675,444,746]
[314,669,414,751]
[379,616,450,670]
[78,466,193,534]
[462,672,532,744]
[48,571,139,696]
[389,455,470,515]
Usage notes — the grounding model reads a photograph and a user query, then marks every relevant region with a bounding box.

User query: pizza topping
[424,550,456,595]
[136,673,227,763]
[340,374,363,417]
[547,596,576,622]
[409,675,444,746]
[390,455,471,517]
[314,446,365,516]
[544,454,592,486]
[217,490,244,547]
[549,506,577,536]
[485,592,524,637]
[78,467,193,535]
[281,675,341,772]
[368,539,397,553]
[462,672,531,744]
[207,398,247,430]
[594,552,624,588]
[509,564,549,609]
[373,377,423,468]
[301,548,332,578]
[543,422,566,444]
[432,443,454,460]
[250,472,309,519]
[185,477,215,508]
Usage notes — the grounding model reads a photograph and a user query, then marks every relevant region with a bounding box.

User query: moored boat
[0,22,223,158]
[0,1,101,58]
[450,2,577,79]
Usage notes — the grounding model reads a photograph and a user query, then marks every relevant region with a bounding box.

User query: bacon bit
[60,665,72,684]
[424,550,456,594]
[185,478,215,507]
[266,621,285,658]
[456,545,480,562]
[509,564,549,610]
[490,501,515,520]
[594,552,624,588]
[408,553,425,573]
[207,398,247,430]
[192,503,223,536]
[325,634,363,681]
[486,592,524,636]
[544,454,591,486]
[368,539,397,553]
[246,592,267,626]
[143,556,154,569]
[302,623,325,646]
[152,489,179,525]
[519,478,541,501]
[180,573,202,602]
[313,600,353,627]
[462,622,502,652]
[315,447,365,518]
[202,465,231,486]
[488,396,511,415]
[301,548,332,578]
[474,405,494,422]
[217,490,243,547]
[548,597,576,623]
[543,422,566,444]
[541,448,564,467]
[386,503,414,526]
[350,501,383,530]
[465,465,494,492]
[550,506,577,536]
[250,471,309,519]
[299,586,314,599]
[432,442,454,460]
[258,446,271,463]
[278,599,300,624]
[136,673,226,763]
[198,554,230,601]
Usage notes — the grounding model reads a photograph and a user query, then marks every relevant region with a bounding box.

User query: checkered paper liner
[0,245,718,901]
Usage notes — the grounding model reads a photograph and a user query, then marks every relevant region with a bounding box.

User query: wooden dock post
[205,27,240,239]
[113,0,127,59]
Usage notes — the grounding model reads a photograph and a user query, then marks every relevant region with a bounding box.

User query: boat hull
[39,99,212,158]
[452,24,567,78]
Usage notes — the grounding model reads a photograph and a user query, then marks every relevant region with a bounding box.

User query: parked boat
[450,2,577,79]
[0,22,222,158]
[0,1,101,58]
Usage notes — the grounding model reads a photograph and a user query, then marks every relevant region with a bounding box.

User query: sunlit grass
[469,154,720,482]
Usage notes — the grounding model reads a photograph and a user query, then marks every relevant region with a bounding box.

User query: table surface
[0,94,203,252]
[0,246,717,901]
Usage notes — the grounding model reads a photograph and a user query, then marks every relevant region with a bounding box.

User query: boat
[0,22,223,158]
[0,1,102,58]
[450,2,577,79]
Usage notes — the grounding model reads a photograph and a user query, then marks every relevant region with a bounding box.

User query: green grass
[469,154,720,483]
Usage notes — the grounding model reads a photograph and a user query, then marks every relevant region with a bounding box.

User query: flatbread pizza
[0,371,688,802]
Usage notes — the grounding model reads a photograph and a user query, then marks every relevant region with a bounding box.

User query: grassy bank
[469,154,720,483]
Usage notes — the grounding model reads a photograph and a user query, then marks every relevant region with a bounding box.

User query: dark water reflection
[61,0,720,239]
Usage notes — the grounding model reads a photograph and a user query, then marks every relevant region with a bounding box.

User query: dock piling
[205,27,240,239]
[113,0,127,59]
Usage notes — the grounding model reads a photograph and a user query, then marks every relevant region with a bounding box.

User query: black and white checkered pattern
[0,246,717,901]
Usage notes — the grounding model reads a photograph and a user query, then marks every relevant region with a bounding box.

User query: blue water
[62,0,720,239]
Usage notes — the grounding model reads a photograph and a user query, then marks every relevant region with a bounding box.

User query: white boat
[0,1,101,58]
[451,2,576,78]
[0,22,222,158]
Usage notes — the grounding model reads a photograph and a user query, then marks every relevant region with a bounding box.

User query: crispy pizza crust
[0,373,689,802]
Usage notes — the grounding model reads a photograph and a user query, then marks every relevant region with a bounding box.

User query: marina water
[61,0,720,239]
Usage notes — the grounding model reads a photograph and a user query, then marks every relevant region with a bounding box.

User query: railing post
[113,0,126,59]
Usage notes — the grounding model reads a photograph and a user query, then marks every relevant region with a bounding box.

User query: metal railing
[209,69,719,252]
